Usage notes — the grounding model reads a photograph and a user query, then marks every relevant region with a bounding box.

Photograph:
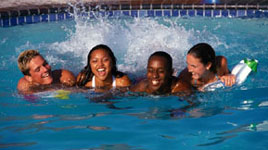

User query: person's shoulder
[17,77,31,93]
[116,74,131,87]
[53,69,76,86]
[178,68,192,83]
[172,77,192,94]
[130,79,147,92]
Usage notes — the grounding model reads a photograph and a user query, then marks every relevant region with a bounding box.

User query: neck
[95,75,113,87]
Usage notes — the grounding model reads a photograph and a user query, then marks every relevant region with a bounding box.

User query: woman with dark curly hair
[76,44,131,91]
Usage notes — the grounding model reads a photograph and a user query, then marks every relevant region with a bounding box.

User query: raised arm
[216,56,236,86]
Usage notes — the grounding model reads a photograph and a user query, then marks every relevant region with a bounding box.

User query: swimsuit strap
[92,76,116,88]
[193,74,218,88]
[92,76,96,88]
[112,76,116,88]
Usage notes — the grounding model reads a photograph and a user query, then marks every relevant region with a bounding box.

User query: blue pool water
[0,13,268,149]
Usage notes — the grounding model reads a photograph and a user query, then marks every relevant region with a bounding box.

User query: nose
[98,60,104,66]
[152,71,159,78]
[187,65,193,72]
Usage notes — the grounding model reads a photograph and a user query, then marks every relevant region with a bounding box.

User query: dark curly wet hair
[77,44,124,87]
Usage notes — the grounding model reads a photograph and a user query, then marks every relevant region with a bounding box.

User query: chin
[149,85,161,92]
[42,77,53,85]
[98,76,108,81]
[192,75,200,80]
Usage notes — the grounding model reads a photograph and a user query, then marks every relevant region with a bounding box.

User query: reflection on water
[1,86,267,149]
[1,112,110,134]
[89,144,142,150]
[197,134,237,146]
[197,120,268,146]
[0,142,36,149]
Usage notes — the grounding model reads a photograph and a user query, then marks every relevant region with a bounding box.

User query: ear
[206,62,212,70]
[25,75,33,83]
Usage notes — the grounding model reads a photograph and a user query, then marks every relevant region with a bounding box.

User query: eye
[91,59,97,63]
[158,69,165,73]
[35,67,40,72]
[147,68,153,73]
[191,65,197,68]
[103,57,110,62]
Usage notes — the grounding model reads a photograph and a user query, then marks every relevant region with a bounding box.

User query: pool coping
[1,3,268,27]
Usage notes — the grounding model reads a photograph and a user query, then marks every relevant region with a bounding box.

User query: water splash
[50,11,201,75]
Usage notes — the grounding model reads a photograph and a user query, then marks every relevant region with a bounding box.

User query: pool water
[0,13,268,149]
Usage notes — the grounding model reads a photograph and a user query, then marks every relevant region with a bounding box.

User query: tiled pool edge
[1,4,268,27]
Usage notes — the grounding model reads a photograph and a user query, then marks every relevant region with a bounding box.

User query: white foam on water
[15,6,225,76]
[49,12,203,75]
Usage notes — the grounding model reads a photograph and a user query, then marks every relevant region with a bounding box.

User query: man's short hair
[18,49,40,75]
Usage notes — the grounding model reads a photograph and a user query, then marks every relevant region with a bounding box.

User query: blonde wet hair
[18,49,40,75]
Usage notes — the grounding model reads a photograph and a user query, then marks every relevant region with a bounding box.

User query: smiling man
[17,49,76,94]
[131,51,191,95]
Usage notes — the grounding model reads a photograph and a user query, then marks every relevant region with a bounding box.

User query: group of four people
[17,43,236,95]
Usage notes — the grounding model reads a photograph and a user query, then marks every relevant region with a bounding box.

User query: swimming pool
[1,3,268,150]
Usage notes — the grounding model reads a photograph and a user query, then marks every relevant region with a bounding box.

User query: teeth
[152,80,159,85]
[42,73,49,78]
[98,68,105,72]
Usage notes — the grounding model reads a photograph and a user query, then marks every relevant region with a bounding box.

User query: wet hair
[17,49,40,75]
[77,44,124,87]
[148,51,173,73]
[187,43,216,73]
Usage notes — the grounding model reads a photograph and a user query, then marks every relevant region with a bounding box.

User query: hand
[220,74,236,87]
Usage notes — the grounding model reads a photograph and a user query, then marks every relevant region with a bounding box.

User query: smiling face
[27,55,53,85]
[147,55,172,93]
[186,54,211,80]
[89,49,113,81]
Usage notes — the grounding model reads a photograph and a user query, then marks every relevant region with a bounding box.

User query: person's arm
[59,69,76,86]
[216,56,230,76]
[216,56,236,86]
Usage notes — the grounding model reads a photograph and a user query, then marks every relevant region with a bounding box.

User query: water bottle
[231,58,258,85]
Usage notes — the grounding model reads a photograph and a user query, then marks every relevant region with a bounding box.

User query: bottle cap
[244,58,258,72]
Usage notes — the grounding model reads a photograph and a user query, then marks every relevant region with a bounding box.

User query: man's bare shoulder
[130,79,147,92]
[116,75,132,87]
[172,79,192,94]
[17,77,31,93]
[178,68,192,83]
